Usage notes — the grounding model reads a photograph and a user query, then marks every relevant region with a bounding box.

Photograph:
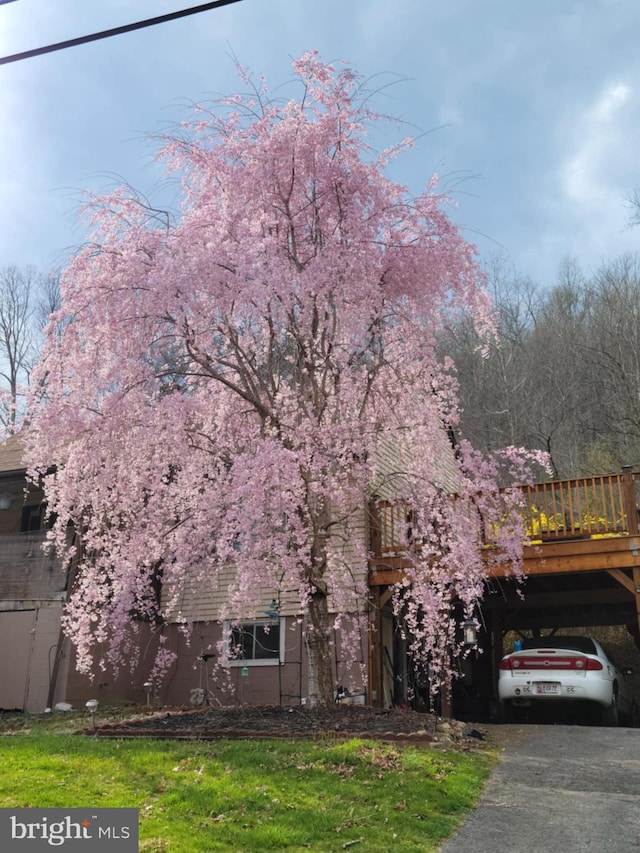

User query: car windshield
[520,636,598,655]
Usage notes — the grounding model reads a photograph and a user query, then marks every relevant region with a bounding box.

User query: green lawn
[0,724,496,852]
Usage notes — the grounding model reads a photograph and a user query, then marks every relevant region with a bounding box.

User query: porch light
[463,619,478,647]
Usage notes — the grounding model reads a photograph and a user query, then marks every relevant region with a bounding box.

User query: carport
[369,470,640,719]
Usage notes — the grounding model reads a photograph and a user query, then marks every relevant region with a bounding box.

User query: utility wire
[0,0,244,66]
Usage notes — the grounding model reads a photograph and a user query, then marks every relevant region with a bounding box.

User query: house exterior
[8,430,637,720]
[152,428,463,710]
[0,435,70,712]
[0,430,462,713]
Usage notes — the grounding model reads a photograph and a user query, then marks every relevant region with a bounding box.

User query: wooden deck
[486,472,640,635]
[367,471,640,714]
[368,470,640,631]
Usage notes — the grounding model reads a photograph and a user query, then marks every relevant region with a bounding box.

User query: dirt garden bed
[83,703,489,747]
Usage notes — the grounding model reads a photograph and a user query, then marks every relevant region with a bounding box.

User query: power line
[0,0,244,66]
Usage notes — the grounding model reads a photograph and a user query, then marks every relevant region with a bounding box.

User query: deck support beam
[634,566,640,637]
[607,564,640,635]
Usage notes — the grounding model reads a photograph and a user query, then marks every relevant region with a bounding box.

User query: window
[227,619,283,666]
[21,503,45,532]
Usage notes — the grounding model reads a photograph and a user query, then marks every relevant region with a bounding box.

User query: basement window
[227,619,283,666]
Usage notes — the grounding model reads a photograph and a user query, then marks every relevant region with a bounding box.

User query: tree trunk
[305,589,335,707]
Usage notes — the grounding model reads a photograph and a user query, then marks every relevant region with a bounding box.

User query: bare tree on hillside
[0,265,57,432]
[35,271,61,332]
[441,256,539,454]
[526,259,590,477]
[444,257,596,478]
[627,188,640,227]
[582,254,640,467]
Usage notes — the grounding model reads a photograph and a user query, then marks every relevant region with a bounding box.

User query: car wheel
[602,689,620,727]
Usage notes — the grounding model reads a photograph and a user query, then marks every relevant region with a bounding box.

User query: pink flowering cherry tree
[25,54,546,707]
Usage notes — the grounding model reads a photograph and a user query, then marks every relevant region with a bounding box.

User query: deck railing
[370,471,640,558]
[517,471,639,542]
[370,500,416,557]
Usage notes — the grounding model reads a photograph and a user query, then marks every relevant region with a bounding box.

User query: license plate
[535,682,560,695]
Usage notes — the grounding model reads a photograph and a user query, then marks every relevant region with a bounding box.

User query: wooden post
[440,669,453,719]
[368,497,381,557]
[368,586,382,707]
[620,470,640,635]
[633,567,640,637]
[491,610,503,718]
[622,469,639,536]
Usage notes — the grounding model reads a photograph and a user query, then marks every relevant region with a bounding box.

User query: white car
[498,635,635,725]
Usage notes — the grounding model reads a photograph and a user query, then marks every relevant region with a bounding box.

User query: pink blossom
[25,55,545,706]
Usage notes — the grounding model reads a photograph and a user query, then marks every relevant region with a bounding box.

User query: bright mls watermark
[0,808,138,850]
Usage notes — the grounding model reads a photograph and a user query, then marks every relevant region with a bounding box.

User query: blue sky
[1,0,639,287]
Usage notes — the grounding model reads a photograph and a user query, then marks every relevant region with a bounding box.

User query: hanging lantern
[463,618,478,647]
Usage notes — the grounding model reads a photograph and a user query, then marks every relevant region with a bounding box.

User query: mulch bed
[85,704,488,747]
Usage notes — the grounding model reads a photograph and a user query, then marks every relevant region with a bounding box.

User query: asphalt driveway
[439,724,640,853]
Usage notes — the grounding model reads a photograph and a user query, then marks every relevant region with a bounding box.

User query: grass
[0,712,497,853]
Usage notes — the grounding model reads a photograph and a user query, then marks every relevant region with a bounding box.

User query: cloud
[561,82,632,206]
[519,79,640,282]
